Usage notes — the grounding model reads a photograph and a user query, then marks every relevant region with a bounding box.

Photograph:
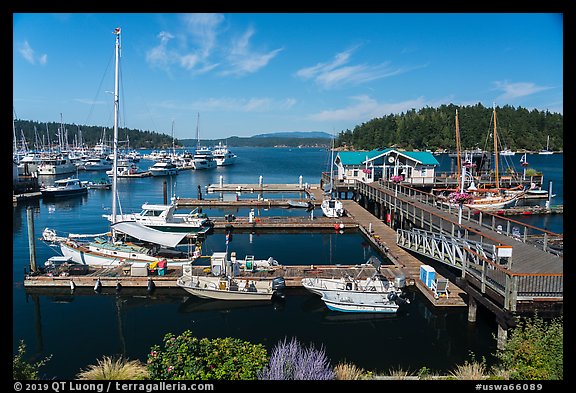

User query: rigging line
[85,47,114,125]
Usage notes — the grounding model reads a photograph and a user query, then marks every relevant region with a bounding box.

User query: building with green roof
[334,148,440,186]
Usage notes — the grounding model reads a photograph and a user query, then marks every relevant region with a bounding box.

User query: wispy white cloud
[146,31,176,70]
[308,95,427,122]
[146,14,280,76]
[221,26,283,76]
[493,81,553,100]
[19,41,47,65]
[296,48,420,89]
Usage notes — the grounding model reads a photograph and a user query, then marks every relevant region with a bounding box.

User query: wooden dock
[206,183,320,194]
[176,198,320,208]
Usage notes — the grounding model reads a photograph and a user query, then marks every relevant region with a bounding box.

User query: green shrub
[146,330,268,380]
[495,315,563,380]
[13,340,51,380]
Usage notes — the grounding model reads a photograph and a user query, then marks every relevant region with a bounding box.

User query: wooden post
[27,207,37,272]
[467,296,477,323]
[496,321,508,350]
[163,181,167,204]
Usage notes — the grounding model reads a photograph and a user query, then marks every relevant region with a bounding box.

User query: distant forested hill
[337,103,563,152]
[12,120,175,150]
[13,103,563,151]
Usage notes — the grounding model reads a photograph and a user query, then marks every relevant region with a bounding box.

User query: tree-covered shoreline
[13,103,562,151]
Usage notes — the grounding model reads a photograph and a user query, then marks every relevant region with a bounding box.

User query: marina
[14,147,563,379]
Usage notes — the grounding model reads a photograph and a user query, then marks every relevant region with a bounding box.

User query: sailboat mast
[455,109,462,192]
[493,103,500,190]
[111,27,121,225]
[195,113,200,149]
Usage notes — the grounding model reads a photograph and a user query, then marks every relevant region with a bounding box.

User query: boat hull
[177,276,274,300]
[41,188,87,199]
[321,292,400,313]
[179,286,274,300]
[60,240,196,267]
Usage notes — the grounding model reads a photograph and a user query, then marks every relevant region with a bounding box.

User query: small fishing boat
[177,252,285,300]
[287,200,314,209]
[85,177,112,190]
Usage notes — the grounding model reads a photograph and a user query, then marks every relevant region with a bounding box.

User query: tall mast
[111,27,121,224]
[455,109,462,192]
[195,113,200,149]
[171,120,175,157]
[493,103,499,190]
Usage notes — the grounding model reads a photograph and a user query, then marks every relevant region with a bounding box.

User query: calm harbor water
[12,148,563,379]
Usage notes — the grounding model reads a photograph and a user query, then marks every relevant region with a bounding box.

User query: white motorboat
[301,272,406,299]
[321,199,344,217]
[40,177,88,199]
[148,161,179,176]
[499,149,515,156]
[37,153,77,175]
[83,157,113,171]
[320,291,401,313]
[177,252,285,300]
[107,158,142,177]
[192,146,216,170]
[287,200,314,209]
[177,274,285,301]
[104,201,212,236]
[212,141,237,166]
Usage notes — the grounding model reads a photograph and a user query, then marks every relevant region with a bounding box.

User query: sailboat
[321,135,344,218]
[538,135,553,155]
[435,106,526,210]
[42,27,202,268]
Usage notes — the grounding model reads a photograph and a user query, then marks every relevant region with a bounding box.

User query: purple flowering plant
[257,337,335,380]
[448,191,474,204]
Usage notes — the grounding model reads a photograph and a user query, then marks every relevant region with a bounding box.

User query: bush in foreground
[76,356,149,380]
[146,330,268,380]
[13,340,52,380]
[495,315,563,380]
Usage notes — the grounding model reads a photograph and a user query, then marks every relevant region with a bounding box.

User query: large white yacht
[212,142,237,166]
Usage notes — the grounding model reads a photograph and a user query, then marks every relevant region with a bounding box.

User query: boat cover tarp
[111,221,187,248]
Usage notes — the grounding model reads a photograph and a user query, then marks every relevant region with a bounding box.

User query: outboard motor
[272,276,286,299]
[395,273,406,289]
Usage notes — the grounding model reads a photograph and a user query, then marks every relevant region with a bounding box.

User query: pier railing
[396,228,563,310]
[374,180,562,257]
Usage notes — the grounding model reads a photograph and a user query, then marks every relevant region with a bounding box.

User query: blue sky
[13,13,563,141]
